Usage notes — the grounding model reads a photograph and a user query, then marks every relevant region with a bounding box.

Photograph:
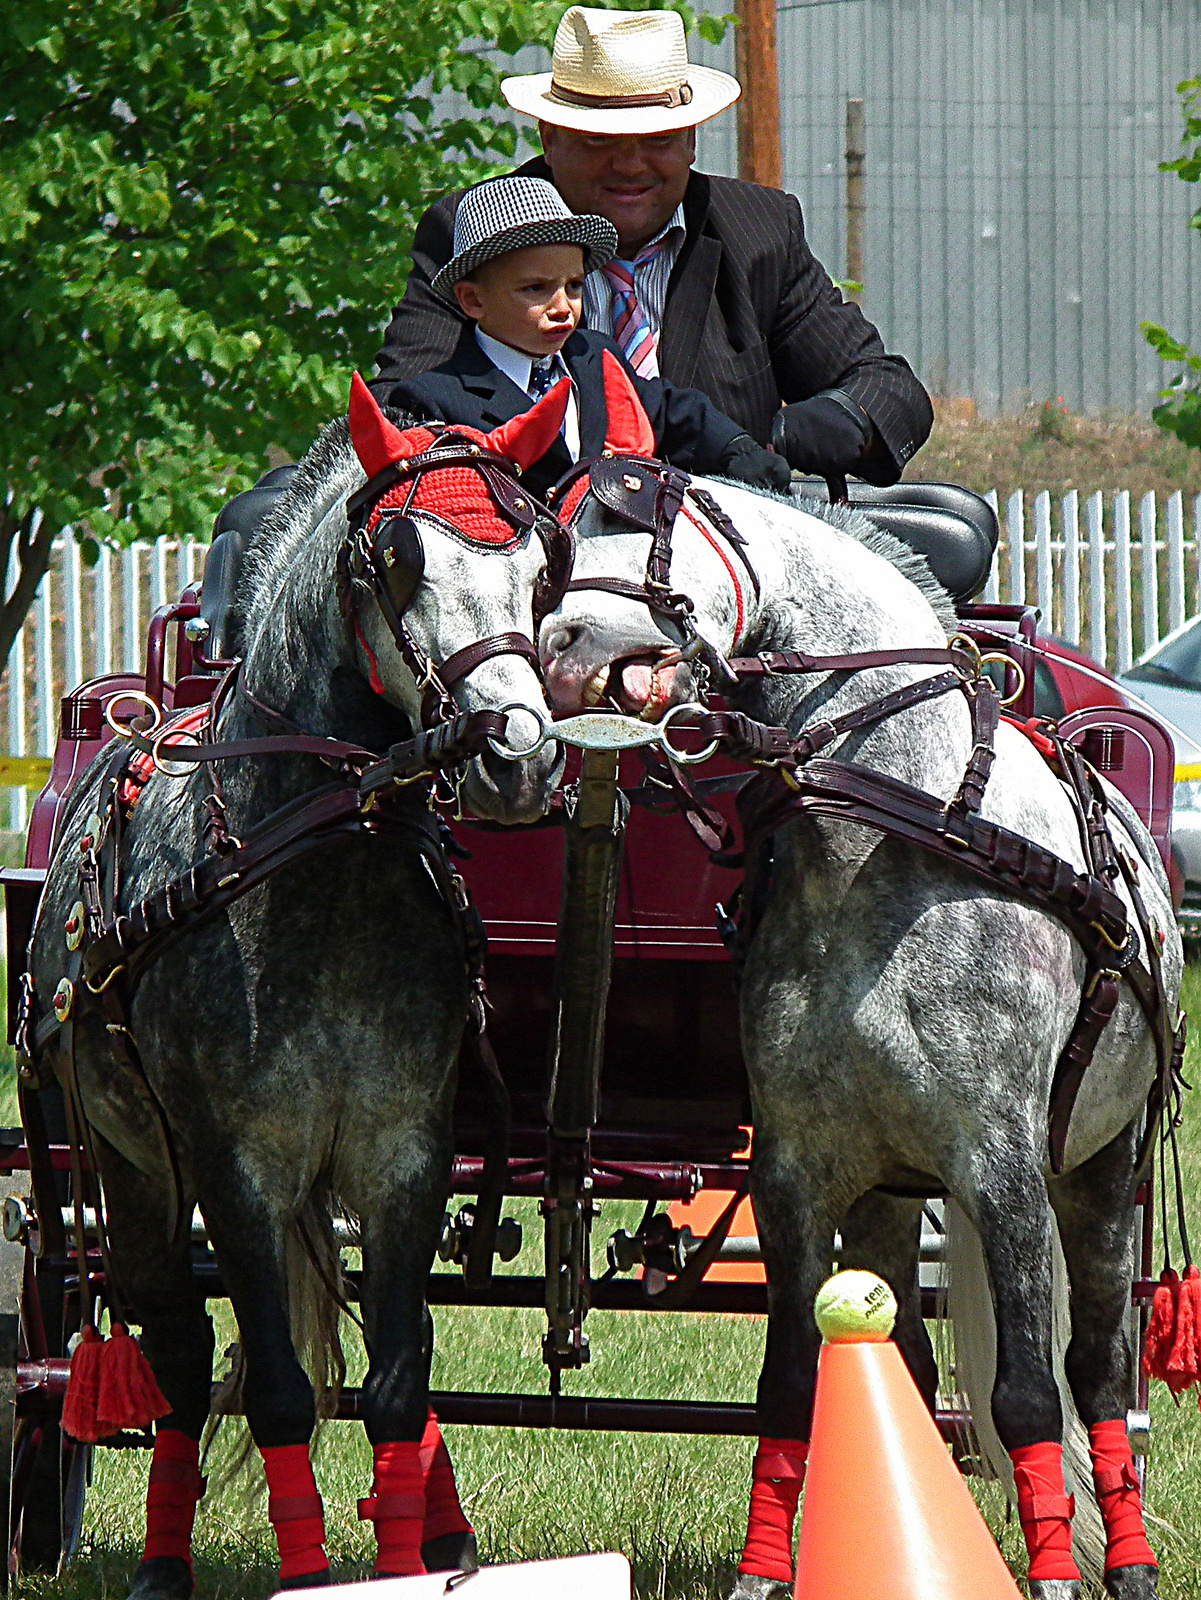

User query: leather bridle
[547,454,760,668]
[338,429,575,728]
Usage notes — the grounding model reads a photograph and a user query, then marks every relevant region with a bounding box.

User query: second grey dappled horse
[542,471,1179,1600]
[29,394,564,1596]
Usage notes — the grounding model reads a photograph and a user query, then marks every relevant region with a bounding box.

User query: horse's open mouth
[579,650,687,721]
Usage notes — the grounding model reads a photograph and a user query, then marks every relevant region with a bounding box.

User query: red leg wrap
[141,1429,205,1566]
[1011,1441,1081,1583]
[737,1438,808,1583]
[261,1443,328,1583]
[1089,1420,1156,1572]
[420,1409,473,1544]
[359,1439,426,1577]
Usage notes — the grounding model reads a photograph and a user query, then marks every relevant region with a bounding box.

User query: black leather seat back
[793,479,998,602]
[201,464,302,658]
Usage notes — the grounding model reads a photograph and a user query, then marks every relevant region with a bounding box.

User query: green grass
[8,974,1201,1598]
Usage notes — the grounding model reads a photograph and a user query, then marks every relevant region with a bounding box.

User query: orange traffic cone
[794,1271,1021,1600]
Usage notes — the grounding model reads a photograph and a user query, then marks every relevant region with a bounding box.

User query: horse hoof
[727,1573,792,1600]
[125,1557,194,1599]
[422,1531,479,1573]
[1105,1566,1158,1600]
[278,1573,333,1590]
[1028,1583,1081,1600]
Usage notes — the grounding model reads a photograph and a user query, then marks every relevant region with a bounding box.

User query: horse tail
[942,1200,1105,1581]
[202,1183,348,1494]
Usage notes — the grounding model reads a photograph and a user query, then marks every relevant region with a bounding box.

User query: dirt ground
[906,401,1201,503]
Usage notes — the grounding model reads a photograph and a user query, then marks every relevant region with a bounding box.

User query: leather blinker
[587,456,668,533]
[372,514,425,615]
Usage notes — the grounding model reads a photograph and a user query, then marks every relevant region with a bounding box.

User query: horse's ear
[482,379,572,471]
[601,349,656,457]
[349,372,415,476]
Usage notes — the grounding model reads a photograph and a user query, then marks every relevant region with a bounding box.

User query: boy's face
[453,244,586,358]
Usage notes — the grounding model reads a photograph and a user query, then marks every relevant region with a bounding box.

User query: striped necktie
[602,238,670,379]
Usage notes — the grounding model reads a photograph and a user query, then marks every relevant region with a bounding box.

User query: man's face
[539,124,696,256]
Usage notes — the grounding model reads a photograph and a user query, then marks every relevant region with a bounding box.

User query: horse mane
[234,407,421,646]
[795,494,959,635]
[709,477,958,636]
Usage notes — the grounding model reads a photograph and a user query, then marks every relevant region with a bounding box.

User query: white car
[1120,618,1201,941]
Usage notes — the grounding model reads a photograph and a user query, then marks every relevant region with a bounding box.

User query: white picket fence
[2,490,1200,831]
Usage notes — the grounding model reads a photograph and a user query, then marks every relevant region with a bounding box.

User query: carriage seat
[793,480,999,603]
[199,464,299,659]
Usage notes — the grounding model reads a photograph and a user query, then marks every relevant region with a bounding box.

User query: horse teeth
[582,666,610,707]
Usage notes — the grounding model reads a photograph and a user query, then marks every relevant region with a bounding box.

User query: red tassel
[61,1325,104,1443]
[1141,1269,1179,1385]
[1165,1264,1201,1398]
[97,1324,170,1433]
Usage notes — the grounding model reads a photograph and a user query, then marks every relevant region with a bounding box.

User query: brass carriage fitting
[52,978,74,1022]
[64,901,85,952]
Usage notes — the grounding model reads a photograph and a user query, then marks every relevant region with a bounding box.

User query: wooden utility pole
[735,0,781,189]
[844,97,865,301]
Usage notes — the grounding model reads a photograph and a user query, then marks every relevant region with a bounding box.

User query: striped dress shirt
[582,205,687,353]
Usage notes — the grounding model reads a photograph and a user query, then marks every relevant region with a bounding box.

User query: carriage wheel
[0,1172,90,1586]
[0,1174,22,1590]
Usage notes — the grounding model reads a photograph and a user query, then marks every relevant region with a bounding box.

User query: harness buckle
[1085,967,1121,999]
[1090,919,1132,954]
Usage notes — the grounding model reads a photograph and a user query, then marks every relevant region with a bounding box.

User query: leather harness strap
[695,666,1181,1165]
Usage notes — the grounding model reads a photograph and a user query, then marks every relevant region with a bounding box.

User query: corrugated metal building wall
[440,0,1201,414]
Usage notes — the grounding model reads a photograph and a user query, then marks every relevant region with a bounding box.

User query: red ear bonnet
[600,349,656,457]
[482,378,572,471]
[348,372,416,477]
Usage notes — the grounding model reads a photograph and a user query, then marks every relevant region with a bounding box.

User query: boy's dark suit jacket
[371,157,932,484]
[380,324,744,504]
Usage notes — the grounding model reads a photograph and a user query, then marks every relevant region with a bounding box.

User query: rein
[21,435,566,1276]
[547,448,1183,1169]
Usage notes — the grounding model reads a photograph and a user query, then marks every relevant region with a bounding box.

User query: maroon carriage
[0,482,1172,1583]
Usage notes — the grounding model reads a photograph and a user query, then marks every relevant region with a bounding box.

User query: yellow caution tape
[0,757,52,789]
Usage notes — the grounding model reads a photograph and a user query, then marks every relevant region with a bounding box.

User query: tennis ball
[813,1270,898,1343]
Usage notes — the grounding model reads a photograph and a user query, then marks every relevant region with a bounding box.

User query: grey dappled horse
[542,477,1179,1600]
[30,411,561,1596]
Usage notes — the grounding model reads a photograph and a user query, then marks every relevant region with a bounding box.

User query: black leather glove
[719,433,793,494]
[770,390,872,476]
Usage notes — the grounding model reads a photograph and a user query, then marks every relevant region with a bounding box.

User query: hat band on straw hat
[547,79,694,110]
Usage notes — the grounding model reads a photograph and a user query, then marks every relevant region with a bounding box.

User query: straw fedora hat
[502,6,741,136]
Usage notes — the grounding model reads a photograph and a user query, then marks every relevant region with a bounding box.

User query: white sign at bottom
[273,1551,632,1600]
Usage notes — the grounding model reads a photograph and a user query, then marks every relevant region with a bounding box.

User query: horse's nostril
[543,623,584,660]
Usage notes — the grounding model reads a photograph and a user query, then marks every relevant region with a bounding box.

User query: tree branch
[0,509,57,677]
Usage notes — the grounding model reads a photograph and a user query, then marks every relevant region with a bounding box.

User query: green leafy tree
[1142,76,1201,450]
[2,0,727,671]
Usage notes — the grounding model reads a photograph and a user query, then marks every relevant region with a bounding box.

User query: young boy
[377,176,789,502]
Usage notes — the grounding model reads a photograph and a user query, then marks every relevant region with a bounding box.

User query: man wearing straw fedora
[372,6,932,487]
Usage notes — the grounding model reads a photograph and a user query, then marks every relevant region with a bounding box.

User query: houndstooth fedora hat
[502,6,740,136]
[430,177,618,302]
